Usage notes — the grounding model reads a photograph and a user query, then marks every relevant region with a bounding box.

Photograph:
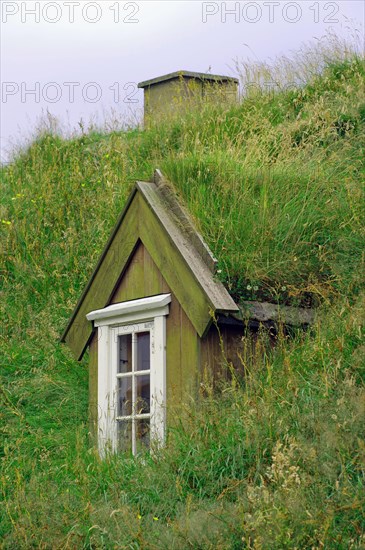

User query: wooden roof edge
[152,169,218,272]
[136,179,238,314]
[60,185,138,343]
[236,301,315,327]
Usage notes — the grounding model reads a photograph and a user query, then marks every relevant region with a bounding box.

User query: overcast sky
[1,0,364,162]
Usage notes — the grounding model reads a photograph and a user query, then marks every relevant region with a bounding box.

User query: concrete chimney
[138,70,239,126]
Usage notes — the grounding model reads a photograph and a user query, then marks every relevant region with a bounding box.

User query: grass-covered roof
[1,36,365,548]
[2,52,364,319]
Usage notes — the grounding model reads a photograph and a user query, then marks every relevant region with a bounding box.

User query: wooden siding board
[89,334,98,444]
[200,324,225,383]
[111,242,145,303]
[143,244,164,297]
[180,305,200,398]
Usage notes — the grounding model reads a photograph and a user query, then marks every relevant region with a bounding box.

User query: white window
[86,294,171,456]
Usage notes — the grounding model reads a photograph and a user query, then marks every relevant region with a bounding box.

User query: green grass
[1,36,365,548]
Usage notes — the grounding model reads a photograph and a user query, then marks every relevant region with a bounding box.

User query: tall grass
[234,27,364,95]
[1,35,365,548]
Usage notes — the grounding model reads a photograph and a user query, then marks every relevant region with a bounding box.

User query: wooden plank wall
[201,323,272,385]
[108,241,200,425]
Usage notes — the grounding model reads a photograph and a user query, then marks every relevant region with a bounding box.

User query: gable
[61,178,238,360]
[109,241,200,405]
[111,240,169,304]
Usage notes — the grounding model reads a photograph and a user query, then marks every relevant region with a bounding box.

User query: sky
[1,0,364,162]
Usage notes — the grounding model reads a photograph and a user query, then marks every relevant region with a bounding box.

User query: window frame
[86,294,171,456]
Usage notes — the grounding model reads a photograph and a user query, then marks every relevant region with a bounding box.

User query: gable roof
[61,170,238,360]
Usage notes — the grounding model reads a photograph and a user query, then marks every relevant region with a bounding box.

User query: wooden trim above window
[86,294,171,324]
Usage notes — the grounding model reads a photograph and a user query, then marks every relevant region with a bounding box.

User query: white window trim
[86,294,171,456]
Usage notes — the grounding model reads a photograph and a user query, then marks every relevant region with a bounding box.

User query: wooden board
[88,334,98,445]
[138,194,213,337]
[137,182,238,318]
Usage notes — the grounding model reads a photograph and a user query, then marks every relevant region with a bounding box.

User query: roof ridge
[152,169,217,272]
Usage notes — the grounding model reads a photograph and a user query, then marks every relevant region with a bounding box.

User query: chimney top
[138,70,239,89]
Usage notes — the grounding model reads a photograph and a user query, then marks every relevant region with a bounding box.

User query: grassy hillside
[1,38,364,548]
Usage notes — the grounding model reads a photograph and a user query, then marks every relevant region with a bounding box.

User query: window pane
[136,419,150,451]
[118,334,132,374]
[118,377,132,416]
[118,420,132,452]
[135,374,150,414]
[137,332,150,371]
